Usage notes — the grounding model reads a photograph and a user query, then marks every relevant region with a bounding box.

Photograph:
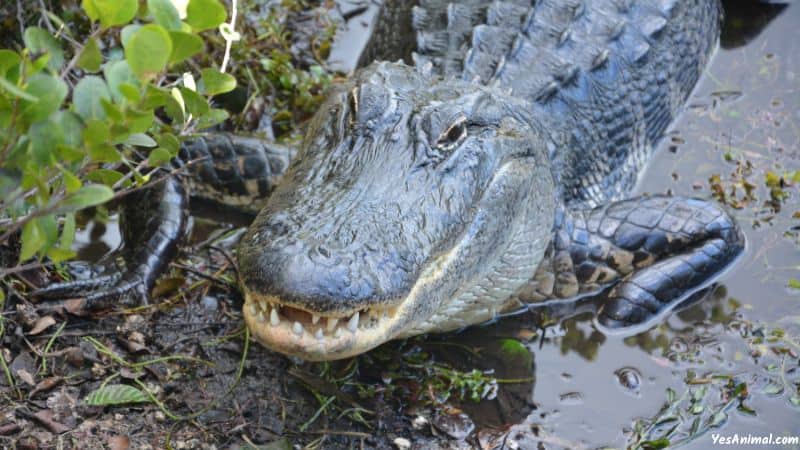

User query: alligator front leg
[523,196,744,331]
[32,176,187,309]
[32,134,295,310]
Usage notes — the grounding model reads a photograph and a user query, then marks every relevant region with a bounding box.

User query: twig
[0,262,46,281]
[108,156,209,202]
[16,0,25,38]
[59,27,101,79]
[220,0,238,73]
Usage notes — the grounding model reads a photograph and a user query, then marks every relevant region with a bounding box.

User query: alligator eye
[435,115,467,151]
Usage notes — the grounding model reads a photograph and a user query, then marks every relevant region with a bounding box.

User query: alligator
[34,0,744,361]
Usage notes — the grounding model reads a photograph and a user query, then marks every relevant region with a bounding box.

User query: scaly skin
[35,0,744,361]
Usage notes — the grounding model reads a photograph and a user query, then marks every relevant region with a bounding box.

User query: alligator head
[239,62,556,360]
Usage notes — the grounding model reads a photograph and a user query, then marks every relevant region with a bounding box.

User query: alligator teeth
[312,314,320,324]
[347,311,359,332]
[270,308,280,326]
[293,321,304,336]
[334,327,344,338]
[259,300,268,311]
[327,317,339,332]
[248,304,257,316]
[315,328,324,340]
[257,311,266,323]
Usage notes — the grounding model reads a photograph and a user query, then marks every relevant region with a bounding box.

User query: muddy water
[330,1,800,447]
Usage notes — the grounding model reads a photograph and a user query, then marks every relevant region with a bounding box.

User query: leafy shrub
[0,0,237,265]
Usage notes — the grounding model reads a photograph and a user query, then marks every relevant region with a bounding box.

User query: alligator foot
[32,176,187,311]
[526,195,744,332]
[32,133,295,311]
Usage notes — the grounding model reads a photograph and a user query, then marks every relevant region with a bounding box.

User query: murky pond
[326,1,799,447]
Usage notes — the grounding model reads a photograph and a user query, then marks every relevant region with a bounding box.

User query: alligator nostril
[317,245,331,258]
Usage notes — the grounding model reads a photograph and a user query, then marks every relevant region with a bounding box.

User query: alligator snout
[239,229,388,312]
[237,206,419,359]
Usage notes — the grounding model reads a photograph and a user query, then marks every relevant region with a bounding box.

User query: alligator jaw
[243,293,404,360]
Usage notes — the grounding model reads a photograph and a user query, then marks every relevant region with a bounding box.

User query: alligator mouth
[243,294,404,360]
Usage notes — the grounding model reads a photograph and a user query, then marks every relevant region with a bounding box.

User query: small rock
[411,415,428,430]
[201,296,218,311]
[432,411,475,440]
[393,437,411,449]
[615,367,642,394]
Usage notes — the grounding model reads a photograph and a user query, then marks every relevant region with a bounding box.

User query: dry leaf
[30,377,63,397]
[15,369,35,387]
[108,435,131,450]
[28,316,56,335]
[32,410,71,434]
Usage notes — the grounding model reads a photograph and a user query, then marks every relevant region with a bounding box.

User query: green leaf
[186,0,227,31]
[47,247,76,263]
[52,111,84,148]
[55,145,85,163]
[0,77,37,101]
[156,133,180,154]
[82,0,138,28]
[195,108,228,130]
[86,168,125,186]
[20,73,68,123]
[179,86,208,116]
[83,119,111,148]
[63,169,82,193]
[141,84,170,109]
[20,219,45,261]
[104,60,139,104]
[200,68,235,96]
[101,98,124,123]
[125,108,154,134]
[38,214,59,249]
[118,83,141,103]
[640,439,671,450]
[73,76,112,120]
[168,31,203,64]
[120,24,142,48]
[124,133,157,147]
[788,278,800,290]
[77,37,103,72]
[124,24,173,81]
[765,171,781,188]
[148,147,172,166]
[0,49,21,77]
[89,144,122,163]
[28,119,63,166]
[147,0,182,31]
[163,90,185,123]
[23,27,64,72]
[59,184,114,213]
[84,384,151,406]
